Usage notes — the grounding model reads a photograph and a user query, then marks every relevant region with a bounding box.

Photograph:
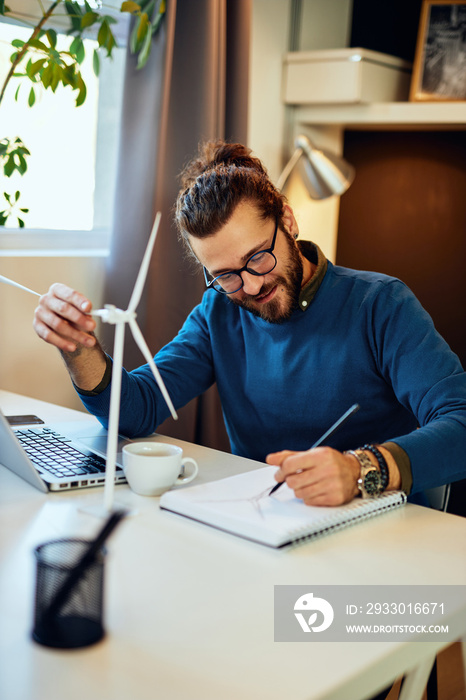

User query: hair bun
[179,140,267,189]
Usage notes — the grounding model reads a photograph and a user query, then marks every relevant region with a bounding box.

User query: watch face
[364,469,383,496]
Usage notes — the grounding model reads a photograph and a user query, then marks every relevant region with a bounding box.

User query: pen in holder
[32,510,126,649]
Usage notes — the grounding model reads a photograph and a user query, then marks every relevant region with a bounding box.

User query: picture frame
[410,0,466,101]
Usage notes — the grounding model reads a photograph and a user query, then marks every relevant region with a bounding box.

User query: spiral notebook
[159,466,407,548]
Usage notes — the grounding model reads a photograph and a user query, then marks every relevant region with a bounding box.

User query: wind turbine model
[0,212,178,516]
[91,212,177,514]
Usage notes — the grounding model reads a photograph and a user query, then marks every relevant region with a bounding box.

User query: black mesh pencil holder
[32,538,106,649]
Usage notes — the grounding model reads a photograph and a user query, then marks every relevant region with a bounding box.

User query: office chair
[425,484,451,513]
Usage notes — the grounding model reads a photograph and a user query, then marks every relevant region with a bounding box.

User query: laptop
[0,407,128,492]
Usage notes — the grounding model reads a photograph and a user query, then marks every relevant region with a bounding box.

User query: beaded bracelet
[361,444,389,491]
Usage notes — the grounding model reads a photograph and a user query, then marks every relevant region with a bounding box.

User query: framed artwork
[410,0,466,101]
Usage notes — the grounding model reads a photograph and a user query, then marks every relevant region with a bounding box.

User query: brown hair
[175,140,286,247]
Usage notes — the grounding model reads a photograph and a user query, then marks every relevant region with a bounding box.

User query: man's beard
[230,235,304,324]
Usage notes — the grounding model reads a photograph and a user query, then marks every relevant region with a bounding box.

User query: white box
[283,48,412,105]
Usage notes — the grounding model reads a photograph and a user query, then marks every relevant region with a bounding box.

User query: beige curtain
[103,0,251,451]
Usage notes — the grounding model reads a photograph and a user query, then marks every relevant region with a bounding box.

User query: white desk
[1,390,465,700]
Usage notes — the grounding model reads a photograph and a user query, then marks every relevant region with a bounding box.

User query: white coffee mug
[122,442,199,496]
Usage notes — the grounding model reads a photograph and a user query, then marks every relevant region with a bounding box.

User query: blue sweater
[79,260,466,496]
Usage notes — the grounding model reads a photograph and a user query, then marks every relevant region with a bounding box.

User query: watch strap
[346,449,383,498]
[362,444,389,491]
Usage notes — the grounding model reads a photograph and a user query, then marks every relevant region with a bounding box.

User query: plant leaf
[140,0,156,16]
[137,12,150,43]
[130,19,139,53]
[65,1,83,31]
[81,10,98,29]
[50,63,61,91]
[120,0,141,12]
[75,38,85,63]
[151,10,163,34]
[105,28,115,56]
[41,62,53,88]
[28,38,48,53]
[62,63,76,87]
[26,58,35,80]
[18,154,28,174]
[97,20,109,48]
[69,38,85,63]
[46,29,57,48]
[4,158,15,176]
[69,36,80,56]
[28,58,46,78]
[93,48,100,76]
[137,21,152,69]
[75,74,87,106]
[18,218,25,228]
[28,86,36,106]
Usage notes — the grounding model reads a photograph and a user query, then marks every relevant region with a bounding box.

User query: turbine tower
[90,212,177,513]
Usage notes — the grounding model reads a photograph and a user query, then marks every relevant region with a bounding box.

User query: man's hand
[266,447,360,507]
[33,283,107,391]
[33,283,97,354]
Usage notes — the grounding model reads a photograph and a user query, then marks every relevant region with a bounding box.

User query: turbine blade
[128,318,178,421]
[127,212,161,313]
[0,274,41,297]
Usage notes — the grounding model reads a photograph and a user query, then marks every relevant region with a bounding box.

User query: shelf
[295,102,466,130]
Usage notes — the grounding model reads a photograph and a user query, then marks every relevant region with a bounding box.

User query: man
[33,140,466,507]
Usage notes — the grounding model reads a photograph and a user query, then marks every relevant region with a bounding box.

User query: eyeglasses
[203,219,278,294]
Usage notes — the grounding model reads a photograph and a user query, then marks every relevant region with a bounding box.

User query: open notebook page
[159,466,406,548]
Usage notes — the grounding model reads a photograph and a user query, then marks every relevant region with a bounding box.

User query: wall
[247,0,291,182]
[300,0,353,51]
[248,0,354,262]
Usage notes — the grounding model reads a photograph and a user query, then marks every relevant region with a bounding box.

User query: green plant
[0,190,29,227]
[0,0,166,227]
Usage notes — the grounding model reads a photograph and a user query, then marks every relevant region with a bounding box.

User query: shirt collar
[297,240,328,311]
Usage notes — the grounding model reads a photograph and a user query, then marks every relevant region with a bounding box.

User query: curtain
[102,0,251,452]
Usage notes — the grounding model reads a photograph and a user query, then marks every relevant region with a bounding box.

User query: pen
[268,403,360,496]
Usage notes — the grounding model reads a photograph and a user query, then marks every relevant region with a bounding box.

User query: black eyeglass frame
[203,219,279,295]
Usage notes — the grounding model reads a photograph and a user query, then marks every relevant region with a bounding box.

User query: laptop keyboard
[15,427,110,479]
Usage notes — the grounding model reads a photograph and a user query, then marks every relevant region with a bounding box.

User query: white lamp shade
[277,134,355,200]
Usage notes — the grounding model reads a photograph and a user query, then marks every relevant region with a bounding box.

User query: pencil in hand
[268,403,360,496]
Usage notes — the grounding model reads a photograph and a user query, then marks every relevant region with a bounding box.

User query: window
[0,12,126,254]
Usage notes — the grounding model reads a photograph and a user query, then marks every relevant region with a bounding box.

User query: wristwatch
[347,449,384,498]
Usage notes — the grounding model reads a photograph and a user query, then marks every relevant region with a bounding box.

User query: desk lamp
[277,134,355,199]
